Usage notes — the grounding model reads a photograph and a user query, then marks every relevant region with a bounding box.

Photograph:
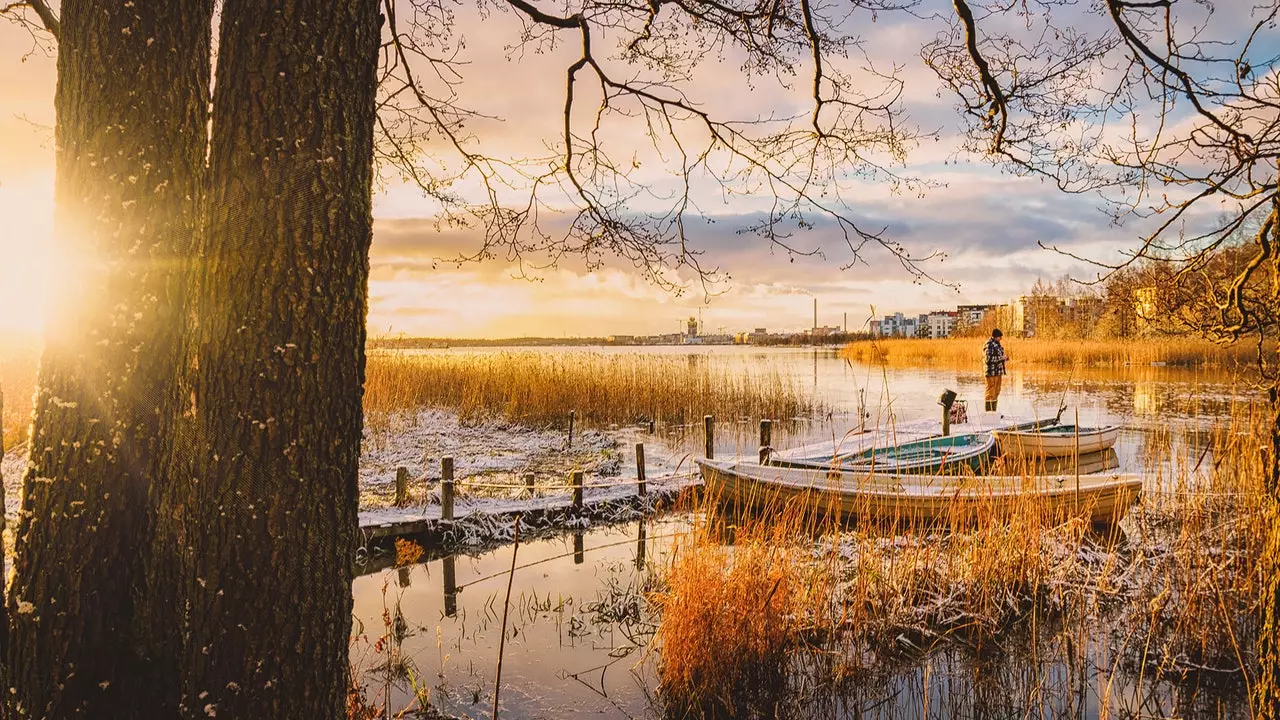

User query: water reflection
[351,514,1250,719]
[350,347,1256,718]
[634,347,1249,477]
[352,520,675,718]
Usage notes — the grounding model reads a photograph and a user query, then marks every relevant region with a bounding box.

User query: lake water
[351,346,1254,719]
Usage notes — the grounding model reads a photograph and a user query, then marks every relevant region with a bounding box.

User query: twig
[493,514,522,719]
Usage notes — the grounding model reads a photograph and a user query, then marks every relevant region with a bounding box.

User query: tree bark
[4,1,210,717]
[150,1,381,716]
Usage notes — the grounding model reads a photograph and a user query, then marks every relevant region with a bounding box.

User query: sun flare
[0,174,54,336]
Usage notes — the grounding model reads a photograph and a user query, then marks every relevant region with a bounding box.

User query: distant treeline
[369,336,611,349]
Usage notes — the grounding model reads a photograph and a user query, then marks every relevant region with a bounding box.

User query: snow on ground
[0,408,701,541]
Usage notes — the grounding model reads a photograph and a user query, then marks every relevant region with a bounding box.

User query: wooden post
[758,419,773,464]
[397,566,411,588]
[571,470,584,509]
[524,472,535,497]
[568,410,575,448]
[635,443,647,496]
[573,530,585,565]
[442,554,457,618]
[704,415,715,460]
[395,466,409,507]
[648,418,655,433]
[942,404,951,437]
[441,456,455,522]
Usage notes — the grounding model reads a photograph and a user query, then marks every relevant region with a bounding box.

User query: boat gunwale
[698,459,1143,501]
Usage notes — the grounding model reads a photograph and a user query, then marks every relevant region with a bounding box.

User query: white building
[924,311,957,339]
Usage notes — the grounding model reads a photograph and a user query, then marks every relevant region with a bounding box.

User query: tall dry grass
[652,531,799,716]
[364,351,818,430]
[653,399,1270,716]
[842,336,1263,369]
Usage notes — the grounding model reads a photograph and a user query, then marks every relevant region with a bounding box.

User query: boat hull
[994,426,1121,458]
[697,459,1142,526]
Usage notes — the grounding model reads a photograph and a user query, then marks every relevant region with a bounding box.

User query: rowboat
[774,432,997,474]
[993,423,1122,458]
[696,459,1142,526]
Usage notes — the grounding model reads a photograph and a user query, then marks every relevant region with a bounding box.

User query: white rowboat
[993,424,1122,459]
[696,459,1142,526]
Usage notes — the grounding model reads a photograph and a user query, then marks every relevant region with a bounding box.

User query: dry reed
[364,351,817,431]
[653,398,1270,716]
[652,524,801,716]
[842,337,1263,369]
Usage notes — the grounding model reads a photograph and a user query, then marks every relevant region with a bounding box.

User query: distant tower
[844,312,847,333]
[686,316,698,337]
[813,298,818,330]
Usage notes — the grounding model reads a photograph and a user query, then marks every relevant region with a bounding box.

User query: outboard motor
[939,389,958,436]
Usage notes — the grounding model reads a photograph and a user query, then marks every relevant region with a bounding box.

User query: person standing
[984,328,1008,412]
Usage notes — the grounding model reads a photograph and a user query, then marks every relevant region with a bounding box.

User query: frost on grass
[358,409,687,512]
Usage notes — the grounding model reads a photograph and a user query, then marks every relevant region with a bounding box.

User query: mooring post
[635,443,647,496]
[441,456,455,522]
[573,530,585,565]
[568,410,575,448]
[759,419,773,464]
[704,415,715,459]
[524,472,535,497]
[397,566,411,588]
[442,554,457,618]
[648,418,655,433]
[571,470,584,509]
[395,466,409,507]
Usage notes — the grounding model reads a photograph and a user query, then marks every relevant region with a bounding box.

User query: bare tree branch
[0,0,59,39]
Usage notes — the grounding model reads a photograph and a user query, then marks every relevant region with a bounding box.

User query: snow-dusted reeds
[652,400,1270,716]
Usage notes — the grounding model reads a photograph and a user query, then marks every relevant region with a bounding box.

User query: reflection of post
[573,531,585,565]
[442,555,457,618]
[397,566,411,588]
[635,521,647,570]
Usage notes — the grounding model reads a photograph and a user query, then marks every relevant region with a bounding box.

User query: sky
[0,1,1251,339]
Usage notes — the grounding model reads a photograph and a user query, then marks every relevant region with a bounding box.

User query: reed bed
[653,531,800,716]
[363,351,818,432]
[842,337,1263,369]
[652,400,1271,717]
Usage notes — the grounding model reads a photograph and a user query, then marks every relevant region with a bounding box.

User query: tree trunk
[151,1,381,716]
[4,1,210,717]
